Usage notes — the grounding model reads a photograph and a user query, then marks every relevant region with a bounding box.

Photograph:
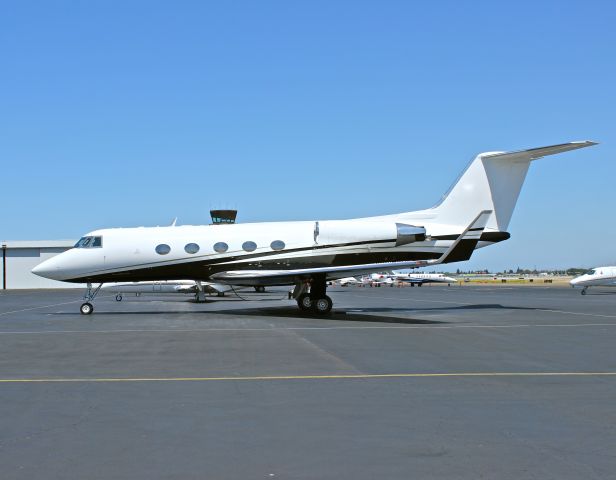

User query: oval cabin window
[155,244,171,255]
[270,240,285,251]
[185,243,200,254]
[213,242,229,253]
[242,241,257,252]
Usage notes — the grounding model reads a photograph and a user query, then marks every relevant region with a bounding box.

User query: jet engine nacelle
[318,221,426,246]
[395,223,426,246]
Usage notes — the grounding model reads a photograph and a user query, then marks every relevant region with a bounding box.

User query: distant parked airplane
[570,266,616,295]
[367,273,395,285]
[102,280,231,301]
[32,141,597,315]
[391,271,456,286]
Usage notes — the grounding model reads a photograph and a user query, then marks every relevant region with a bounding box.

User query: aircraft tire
[115,294,122,302]
[313,295,333,314]
[581,289,587,296]
[80,302,94,315]
[254,286,266,293]
[297,293,312,311]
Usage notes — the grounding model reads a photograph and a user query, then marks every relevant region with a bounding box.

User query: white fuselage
[392,272,457,284]
[32,216,501,285]
[570,267,616,288]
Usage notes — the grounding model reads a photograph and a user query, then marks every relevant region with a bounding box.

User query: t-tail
[426,141,597,232]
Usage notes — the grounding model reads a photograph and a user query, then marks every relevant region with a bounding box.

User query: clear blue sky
[1,1,614,270]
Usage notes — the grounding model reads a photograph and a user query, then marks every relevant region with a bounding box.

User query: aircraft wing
[211,210,491,286]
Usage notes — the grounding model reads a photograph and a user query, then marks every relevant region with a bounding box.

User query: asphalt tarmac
[1,284,615,479]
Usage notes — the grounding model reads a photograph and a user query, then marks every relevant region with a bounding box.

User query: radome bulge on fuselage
[32,140,597,315]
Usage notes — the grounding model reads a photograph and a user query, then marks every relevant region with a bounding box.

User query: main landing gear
[581,286,588,296]
[295,274,333,315]
[194,281,208,303]
[81,282,103,315]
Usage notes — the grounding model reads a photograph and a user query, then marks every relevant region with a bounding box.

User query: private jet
[32,141,597,315]
[570,266,616,295]
[391,271,457,286]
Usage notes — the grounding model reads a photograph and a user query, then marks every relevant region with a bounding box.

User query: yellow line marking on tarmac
[1,372,616,383]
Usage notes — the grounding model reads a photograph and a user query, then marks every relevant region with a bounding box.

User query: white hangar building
[1,240,83,289]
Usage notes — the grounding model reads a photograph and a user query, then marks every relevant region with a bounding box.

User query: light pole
[2,244,6,290]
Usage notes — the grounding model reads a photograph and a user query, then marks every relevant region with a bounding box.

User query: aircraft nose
[32,257,62,280]
[569,277,580,286]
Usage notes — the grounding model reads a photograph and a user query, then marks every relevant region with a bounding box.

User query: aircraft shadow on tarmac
[201,303,541,325]
[213,307,446,325]
[53,302,541,326]
[57,308,444,325]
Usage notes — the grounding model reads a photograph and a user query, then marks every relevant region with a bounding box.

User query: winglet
[431,210,492,264]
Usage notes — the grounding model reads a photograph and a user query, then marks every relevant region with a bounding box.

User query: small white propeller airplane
[570,266,616,295]
[32,141,597,315]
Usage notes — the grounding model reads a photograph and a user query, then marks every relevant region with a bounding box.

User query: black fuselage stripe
[65,251,441,283]
[80,238,399,276]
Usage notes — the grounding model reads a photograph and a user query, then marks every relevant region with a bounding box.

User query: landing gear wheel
[581,288,587,296]
[115,294,122,302]
[254,286,266,293]
[80,302,94,315]
[313,295,333,314]
[297,293,312,311]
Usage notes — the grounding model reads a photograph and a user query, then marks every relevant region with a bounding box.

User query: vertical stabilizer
[430,141,597,231]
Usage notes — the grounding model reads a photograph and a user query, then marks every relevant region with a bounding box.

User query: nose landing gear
[80,282,103,315]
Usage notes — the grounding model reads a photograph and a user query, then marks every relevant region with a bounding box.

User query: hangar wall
[1,241,84,289]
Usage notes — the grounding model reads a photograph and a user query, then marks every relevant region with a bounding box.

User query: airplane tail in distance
[430,141,597,232]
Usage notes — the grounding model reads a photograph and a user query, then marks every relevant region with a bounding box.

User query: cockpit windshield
[74,236,103,248]
[585,269,597,276]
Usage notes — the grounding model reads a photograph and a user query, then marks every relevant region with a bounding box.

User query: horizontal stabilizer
[211,211,491,286]
[483,141,597,163]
